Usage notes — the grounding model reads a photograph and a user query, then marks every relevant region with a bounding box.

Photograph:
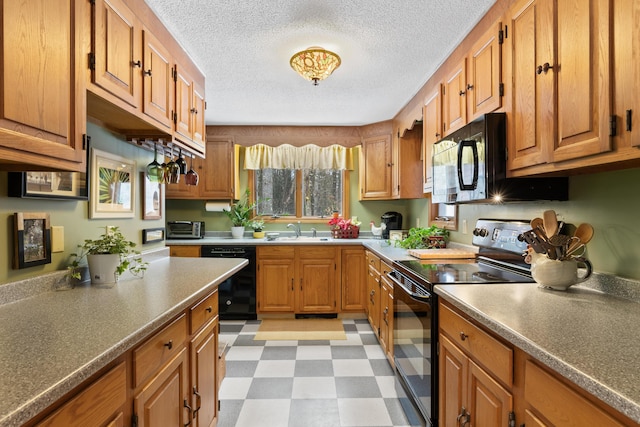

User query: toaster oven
[167,221,205,239]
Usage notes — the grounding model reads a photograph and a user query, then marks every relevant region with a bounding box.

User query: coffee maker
[380,212,402,239]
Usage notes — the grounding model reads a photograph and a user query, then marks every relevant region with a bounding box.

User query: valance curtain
[244,144,354,170]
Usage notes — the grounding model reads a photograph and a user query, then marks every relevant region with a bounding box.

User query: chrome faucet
[287,221,302,237]
[310,227,317,238]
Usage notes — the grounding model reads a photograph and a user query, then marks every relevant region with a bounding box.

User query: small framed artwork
[141,172,163,220]
[142,227,165,244]
[90,148,136,219]
[8,171,88,200]
[13,212,52,269]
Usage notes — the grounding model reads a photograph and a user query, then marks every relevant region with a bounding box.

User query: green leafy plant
[395,225,450,249]
[247,218,265,232]
[223,189,267,227]
[67,227,148,280]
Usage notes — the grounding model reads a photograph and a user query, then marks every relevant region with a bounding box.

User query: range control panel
[472,219,531,254]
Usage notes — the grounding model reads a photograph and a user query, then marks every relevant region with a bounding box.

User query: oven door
[388,270,436,427]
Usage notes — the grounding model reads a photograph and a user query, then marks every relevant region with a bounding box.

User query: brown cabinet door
[0,0,86,171]
[257,259,295,312]
[467,359,513,427]
[443,59,467,135]
[360,134,393,199]
[169,245,201,257]
[175,65,194,142]
[297,256,337,313]
[366,265,381,334]
[142,28,173,130]
[192,82,206,149]
[190,320,218,427]
[134,348,190,427]
[378,277,393,360]
[198,139,234,200]
[341,247,366,312]
[439,334,468,427]
[467,22,502,122]
[92,0,141,108]
[422,87,442,194]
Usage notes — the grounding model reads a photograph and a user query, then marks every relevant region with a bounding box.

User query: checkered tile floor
[218,318,423,427]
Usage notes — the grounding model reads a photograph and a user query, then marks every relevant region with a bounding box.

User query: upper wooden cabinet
[422,86,442,194]
[359,133,393,200]
[165,138,235,200]
[87,0,206,157]
[442,22,503,137]
[0,0,86,172]
[392,124,424,200]
[506,0,612,173]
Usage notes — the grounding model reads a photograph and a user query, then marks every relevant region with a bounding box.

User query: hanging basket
[331,225,359,239]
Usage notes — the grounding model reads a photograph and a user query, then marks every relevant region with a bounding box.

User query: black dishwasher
[200,246,257,320]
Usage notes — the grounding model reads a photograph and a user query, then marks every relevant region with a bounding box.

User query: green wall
[4,128,640,286]
[0,123,165,286]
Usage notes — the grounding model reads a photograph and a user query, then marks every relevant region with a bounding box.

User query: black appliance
[381,211,403,239]
[431,113,569,204]
[167,221,205,239]
[388,219,535,427]
[200,246,257,320]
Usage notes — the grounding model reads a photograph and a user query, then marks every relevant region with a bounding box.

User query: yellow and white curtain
[244,144,354,170]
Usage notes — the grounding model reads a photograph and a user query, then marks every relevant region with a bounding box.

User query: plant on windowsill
[67,227,148,285]
[223,189,257,238]
[248,219,266,239]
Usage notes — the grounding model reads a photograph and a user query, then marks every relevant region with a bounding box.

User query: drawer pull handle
[459,332,468,341]
[206,306,213,313]
[193,387,202,416]
[164,340,173,350]
[183,399,192,426]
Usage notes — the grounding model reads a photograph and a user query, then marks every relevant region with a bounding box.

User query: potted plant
[67,227,148,285]
[223,189,259,239]
[395,225,450,249]
[248,219,266,238]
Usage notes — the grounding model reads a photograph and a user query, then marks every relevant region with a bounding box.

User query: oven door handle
[387,271,432,302]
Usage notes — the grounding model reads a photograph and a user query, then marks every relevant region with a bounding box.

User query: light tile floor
[218,318,423,427]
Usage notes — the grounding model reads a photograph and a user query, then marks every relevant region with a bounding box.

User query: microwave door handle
[457,140,479,191]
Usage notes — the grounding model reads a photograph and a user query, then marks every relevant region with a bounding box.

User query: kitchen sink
[273,236,333,242]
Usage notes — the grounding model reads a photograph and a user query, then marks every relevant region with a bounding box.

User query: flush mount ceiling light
[290,46,341,86]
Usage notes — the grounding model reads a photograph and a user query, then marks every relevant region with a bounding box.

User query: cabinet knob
[536,62,554,75]
[190,108,198,114]
[459,90,466,96]
[143,69,152,77]
[164,340,173,350]
[466,84,474,91]
[459,332,468,341]
[183,399,192,427]
[435,133,441,138]
[206,306,213,313]
[131,60,141,68]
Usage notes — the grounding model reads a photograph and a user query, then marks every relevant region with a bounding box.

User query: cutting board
[407,248,476,259]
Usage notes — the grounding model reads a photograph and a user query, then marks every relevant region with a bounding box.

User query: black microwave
[431,113,568,204]
[167,221,205,239]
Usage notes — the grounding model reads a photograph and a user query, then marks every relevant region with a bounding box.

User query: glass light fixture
[290,46,341,86]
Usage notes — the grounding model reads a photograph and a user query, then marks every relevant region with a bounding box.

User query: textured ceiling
[144,0,496,126]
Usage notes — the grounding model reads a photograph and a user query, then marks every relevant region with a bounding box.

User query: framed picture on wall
[8,171,88,200]
[141,172,162,220]
[13,212,52,269]
[90,148,136,219]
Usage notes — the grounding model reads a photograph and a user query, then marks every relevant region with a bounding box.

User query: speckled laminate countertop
[0,255,247,427]
[435,283,640,424]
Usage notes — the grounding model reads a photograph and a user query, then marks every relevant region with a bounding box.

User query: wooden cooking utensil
[574,223,594,245]
[530,217,544,232]
[543,210,558,237]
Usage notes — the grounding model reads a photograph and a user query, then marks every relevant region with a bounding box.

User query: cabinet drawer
[297,246,336,259]
[169,245,201,257]
[365,250,381,271]
[439,304,513,386]
[380,260,393,284]
[258,246,295,259]
[190,290,218,334]
[133,314,187,388]
[525,360,625,427]
[36,362,126,427]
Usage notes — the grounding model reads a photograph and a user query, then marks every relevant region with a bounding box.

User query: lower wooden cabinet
[168,245,201,257]
[190,319,219,427]
[340,246,366,312]
[365,251,394,363]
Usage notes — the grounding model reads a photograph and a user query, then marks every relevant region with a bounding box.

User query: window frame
[248,169,350,223]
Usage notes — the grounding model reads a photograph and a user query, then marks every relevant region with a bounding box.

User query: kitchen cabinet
[359,134,393,199]
[0,0,86,172]
[34,362,126,427]
[142,27,174,130]
[392,124,424,200]
[378,261,394,364]
[168,245,201,257]
[257,246,338,314]
[165,139,235,200]
[506,0,611,172]
[365,250,381,334]
[439,303,514,427]
[340,246,366,312]
[175,66,206,154]
[422,86,442,194]
[189,308,219,427]
[442,22,502,136]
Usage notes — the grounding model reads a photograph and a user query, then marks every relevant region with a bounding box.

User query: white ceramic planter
[231,226,245,239]
[87,253,120,284]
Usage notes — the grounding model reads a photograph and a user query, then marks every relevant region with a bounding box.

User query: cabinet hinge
[205,101,207,110]
[88,52,95,71]
[442,86,446,95]
[498,28,504,44]
[499,82,504,97]
[508,411,515,427]
[218,399,221,412]
[131,413,138,427]
[626,109,633,132]
[82,134,91,151]
[610,115,617,137]
[173,111,177,125]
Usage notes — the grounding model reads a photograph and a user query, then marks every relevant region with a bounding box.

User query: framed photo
[90,148,136,219]
[8,171,88,200]
[13,212,52,269]
[141,172,163,220]
[142,227,165,244]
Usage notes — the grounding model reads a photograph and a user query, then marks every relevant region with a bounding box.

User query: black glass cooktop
[395,258,534,285]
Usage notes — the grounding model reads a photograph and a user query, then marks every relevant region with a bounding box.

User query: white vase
[87,253,120,285]
[231,226,245,239]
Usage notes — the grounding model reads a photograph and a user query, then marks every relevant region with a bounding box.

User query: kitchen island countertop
[0,255,247,427]
[436,282,640,424]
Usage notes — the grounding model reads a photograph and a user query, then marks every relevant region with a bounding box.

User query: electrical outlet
[51,226,64,252]
[462,220,468,234]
